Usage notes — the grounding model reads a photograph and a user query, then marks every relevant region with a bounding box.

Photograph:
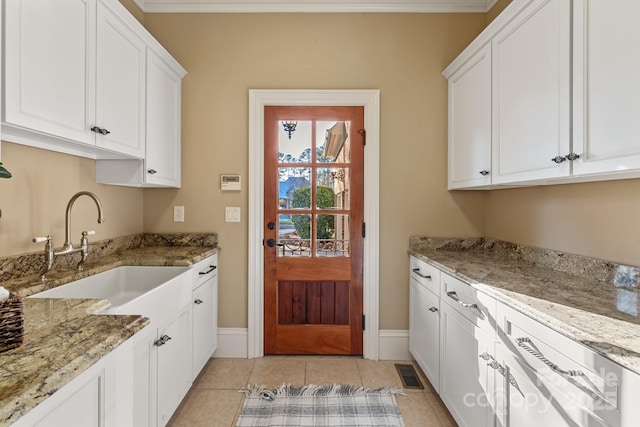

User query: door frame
[248,89,380,360]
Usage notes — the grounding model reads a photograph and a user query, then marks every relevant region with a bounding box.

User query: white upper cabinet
[445,43,492,189]
[491,0,571,184]
[95,47,185,188]
[144,49,182,186]
[3,0,97,147]
[95,1,146,158]
[446,0,640,189]
[572,0,640,176]
[2,0,185,170]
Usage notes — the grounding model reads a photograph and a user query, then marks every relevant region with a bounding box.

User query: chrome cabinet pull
[199,265,216,275]
[428,306,438,313]
[566,152,580,161]
[479,353,522,395]
[154,334,172,347]
[147,169,158,174]
[412,268,431,279]
[194,298,204,305]
[516,337,583,377]
[551,155,567,164]
[479,170,490,176]
[446,291,478,309]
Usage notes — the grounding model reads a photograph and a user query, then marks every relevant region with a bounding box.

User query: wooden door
[264,106,364,355]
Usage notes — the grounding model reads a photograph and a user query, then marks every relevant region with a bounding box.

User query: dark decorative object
[282,121,297,139]
[0,162,11,179]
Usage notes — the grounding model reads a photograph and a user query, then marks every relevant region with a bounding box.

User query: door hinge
[362,222,366,238]
[358,128,366,146]
[362,314,366,331]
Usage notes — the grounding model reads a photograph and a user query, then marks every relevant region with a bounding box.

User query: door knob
[266,239,284,248]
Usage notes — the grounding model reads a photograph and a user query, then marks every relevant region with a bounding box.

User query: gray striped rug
[237,384,405,427]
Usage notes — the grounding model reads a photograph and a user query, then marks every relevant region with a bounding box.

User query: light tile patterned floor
[168,357,457,427]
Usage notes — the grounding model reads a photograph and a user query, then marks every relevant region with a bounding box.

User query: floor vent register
[394,363,424,390]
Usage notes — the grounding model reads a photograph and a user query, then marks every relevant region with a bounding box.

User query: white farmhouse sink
[30,266,193,324]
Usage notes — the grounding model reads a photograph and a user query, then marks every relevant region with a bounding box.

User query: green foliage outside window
[291,186,335,239]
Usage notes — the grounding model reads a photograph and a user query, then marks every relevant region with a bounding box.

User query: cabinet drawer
[499,303,620,423]
[410,256,440,296]
[193,253,218,290]
[441,272,495,331]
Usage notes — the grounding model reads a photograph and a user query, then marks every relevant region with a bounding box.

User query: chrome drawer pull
[479,353,522,395]
[412,268,431,279]
[428,306,438,313]
[516,337,584,377]
[446,291,478,309]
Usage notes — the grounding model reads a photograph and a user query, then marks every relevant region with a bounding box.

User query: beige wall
[8,1,632,334]
[0,142,143,257]
[485,180,640,267]
[142,13,488,329]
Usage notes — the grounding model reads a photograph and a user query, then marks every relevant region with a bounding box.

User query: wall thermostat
[221,174,241,191]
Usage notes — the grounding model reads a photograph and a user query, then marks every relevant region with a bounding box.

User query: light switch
[174,206,185,222]
[225,207,241,223]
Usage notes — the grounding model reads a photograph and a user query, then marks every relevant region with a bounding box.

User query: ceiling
[132,0,499,13]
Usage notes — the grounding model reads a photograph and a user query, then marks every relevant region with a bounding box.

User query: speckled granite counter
[409,237,640,376]
[0,233,218,425]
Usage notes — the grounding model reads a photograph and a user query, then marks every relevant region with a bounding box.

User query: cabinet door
[448,43,492,189]
[409,277,440,392]
[145,49,182,187]
[572,0,640,176]
[440,302,495,427]
[95,1,146,158]
[3,0,96,146]
[491,0,571,184]
[192,276,218,379]
[157,307,192,426]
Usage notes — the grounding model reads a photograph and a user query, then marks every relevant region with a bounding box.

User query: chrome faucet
[33,191,105,281]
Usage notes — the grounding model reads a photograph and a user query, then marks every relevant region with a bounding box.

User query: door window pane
[318,121,351,163]
[278,168,311,209]
[316,214,349,257]
[317,167,350,210]
[279,214,311,257]
[279,120,312,163]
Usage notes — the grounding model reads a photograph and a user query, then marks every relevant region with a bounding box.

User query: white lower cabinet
[408,255,640,427]
[156,307,192,426]
[439,272,498,427]
[192,267,218,379]
[13,336,136,427]
[409,276,440,392]
[440,302,496,427]
[496,302,624,427]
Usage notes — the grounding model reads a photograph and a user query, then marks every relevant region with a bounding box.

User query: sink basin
[30,266,191,311]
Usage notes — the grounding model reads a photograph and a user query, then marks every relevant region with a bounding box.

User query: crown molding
[132,0,498,14]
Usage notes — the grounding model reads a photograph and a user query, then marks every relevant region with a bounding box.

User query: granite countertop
[409,237,640,376]
[0,233,218,425]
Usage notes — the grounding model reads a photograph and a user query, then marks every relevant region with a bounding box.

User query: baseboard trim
[212,328,410,360]
[213,328,248,358]
[378,330,411,361]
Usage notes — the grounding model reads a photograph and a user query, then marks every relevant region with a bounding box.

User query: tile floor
[168,357,457,427]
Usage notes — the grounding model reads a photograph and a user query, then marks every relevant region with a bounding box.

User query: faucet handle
[82,230,96,237]
[33,236,52,244]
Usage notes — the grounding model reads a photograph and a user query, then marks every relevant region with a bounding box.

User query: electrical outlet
[174,206,185,222]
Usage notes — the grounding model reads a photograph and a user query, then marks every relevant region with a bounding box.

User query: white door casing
[248,89,380,360]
